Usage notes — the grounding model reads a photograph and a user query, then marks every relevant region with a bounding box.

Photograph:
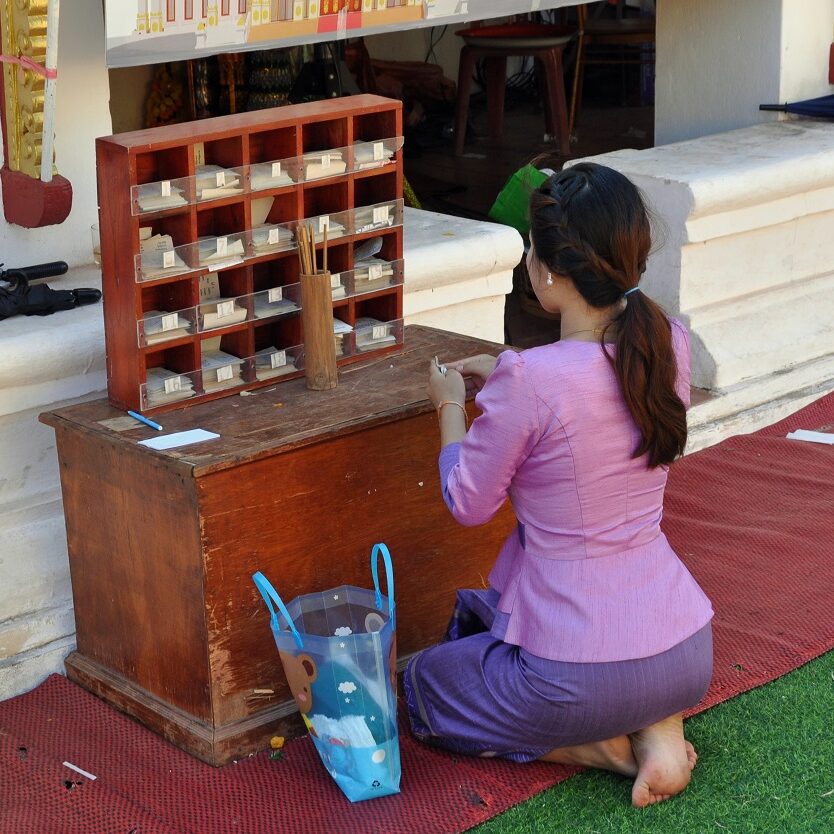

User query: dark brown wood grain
[41,325,515,765]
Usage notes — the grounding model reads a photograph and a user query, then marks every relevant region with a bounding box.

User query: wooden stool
[454,24,575,157]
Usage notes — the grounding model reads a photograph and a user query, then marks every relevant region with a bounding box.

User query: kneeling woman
[405,163,714,807]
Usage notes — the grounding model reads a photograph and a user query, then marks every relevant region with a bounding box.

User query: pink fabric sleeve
[441,350,541,527]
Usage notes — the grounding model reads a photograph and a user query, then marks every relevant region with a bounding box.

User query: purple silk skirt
[404,588,713,762]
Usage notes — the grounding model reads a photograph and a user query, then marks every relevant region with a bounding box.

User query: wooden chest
[40,326,516,765]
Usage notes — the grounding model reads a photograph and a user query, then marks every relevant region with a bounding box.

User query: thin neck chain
[559,325,611,340]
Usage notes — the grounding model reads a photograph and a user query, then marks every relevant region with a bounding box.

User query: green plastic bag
[488,164,549,236]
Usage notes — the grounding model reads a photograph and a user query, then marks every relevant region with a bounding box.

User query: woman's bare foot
[629,713,693,807]
[539,735,638,777]
[685,739,698,771]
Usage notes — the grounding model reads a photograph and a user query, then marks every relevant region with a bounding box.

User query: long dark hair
[529,162,686,467]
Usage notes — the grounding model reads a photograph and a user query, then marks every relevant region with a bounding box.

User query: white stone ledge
[0,266,106,418]
[584,120,834,222]
[404,207,523,293]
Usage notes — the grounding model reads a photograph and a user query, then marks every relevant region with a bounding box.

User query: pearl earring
[546,273,553,286]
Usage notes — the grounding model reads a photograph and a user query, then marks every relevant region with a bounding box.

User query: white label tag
[162,250,175,268]
[320,153,331,169]
[372,325,387,340]
[369,263,383,280]
[268,227,280,245]
[458,0,468,12]
[164,376,182,394]
[271,350,287,369]
[215,171,226,187]
[268,287,283,303]
[373,206,390,225]
[330,273,342,289]
[160,313,178,331]
[216,237,228,256]
[217,365,234,382]
[161,180,171,197]
[271,161,282,178]
[373,142,384,161]
[318,215,330,233]
[216,300,235,317]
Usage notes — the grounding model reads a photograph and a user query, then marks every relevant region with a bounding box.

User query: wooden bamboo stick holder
[300,271,338,391]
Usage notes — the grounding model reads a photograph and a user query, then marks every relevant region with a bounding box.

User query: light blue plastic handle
[371,542,395,620]
[252,571,304,650]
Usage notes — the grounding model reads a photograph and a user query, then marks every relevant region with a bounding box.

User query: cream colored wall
[364,25,466,81]
[109,65,155,133]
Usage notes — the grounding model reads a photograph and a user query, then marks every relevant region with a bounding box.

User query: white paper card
[272,161,282,178]
[208,258,242,272]
[321,153,331,169]
[373,142,384,161]
[216,300,235,317]
[271,350,287,369]
[163,376,182,394]
[199,274,220,299]
[216,237,228,256]
[268,287,283,303]
[786,429,834,445]
[216,365,234,382]
[162,250,175,268]
[160,313,178,331]
[216,171,226,187]
[138,428,220,451]
[330,273,342,289]
[268,227,281,245]
[372,325,387,340]
[373,206,389,224]
[369,263,383,280]
[319,215,330,233]
[161,180,171,197]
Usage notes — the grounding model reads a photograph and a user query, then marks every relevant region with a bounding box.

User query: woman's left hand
[427,360,465,410]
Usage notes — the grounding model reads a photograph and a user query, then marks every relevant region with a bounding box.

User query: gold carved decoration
[1,0,52,179]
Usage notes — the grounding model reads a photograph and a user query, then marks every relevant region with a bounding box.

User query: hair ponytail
[606,290,687,467]
[529,163,687,467]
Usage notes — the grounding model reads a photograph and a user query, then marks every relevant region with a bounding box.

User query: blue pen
[127,410,163,431]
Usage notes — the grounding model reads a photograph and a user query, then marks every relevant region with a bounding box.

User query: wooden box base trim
[65,652,305,767]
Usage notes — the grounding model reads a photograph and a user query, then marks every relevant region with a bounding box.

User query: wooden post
[300,271,338,390]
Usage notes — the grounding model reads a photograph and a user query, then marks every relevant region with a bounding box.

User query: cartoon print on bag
[279,650,318,732]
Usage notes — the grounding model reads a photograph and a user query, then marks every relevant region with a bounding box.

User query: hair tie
[623,286,640,297]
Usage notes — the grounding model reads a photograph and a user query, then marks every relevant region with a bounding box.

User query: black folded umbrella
[760,94,834,119]
[0,262,101,319]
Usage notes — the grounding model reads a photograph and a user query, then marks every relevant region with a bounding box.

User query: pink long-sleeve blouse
[439,321,713,663]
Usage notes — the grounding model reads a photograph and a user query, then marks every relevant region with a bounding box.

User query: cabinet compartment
[98,96,403,413]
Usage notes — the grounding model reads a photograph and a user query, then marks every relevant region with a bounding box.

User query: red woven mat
[2,392,833,834]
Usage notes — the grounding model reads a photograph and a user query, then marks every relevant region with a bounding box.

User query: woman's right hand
[446,354,498,392]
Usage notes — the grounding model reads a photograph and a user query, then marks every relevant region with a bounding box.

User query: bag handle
[371,542,395,619]
[252,571,304,650]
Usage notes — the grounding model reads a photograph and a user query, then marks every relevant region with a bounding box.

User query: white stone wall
[656,0,834,145]
[0,268,107,699]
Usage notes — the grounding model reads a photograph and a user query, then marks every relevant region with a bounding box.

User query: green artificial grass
[474,650,834,834]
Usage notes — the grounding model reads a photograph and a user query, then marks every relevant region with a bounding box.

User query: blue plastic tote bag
[253,543,400,802]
